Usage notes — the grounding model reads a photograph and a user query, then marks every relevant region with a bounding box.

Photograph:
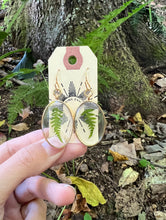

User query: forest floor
[0,1,166,220]
[0,48,166,220]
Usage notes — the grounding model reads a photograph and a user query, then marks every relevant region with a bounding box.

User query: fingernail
[63,184,76,194]
[42,141,64,158]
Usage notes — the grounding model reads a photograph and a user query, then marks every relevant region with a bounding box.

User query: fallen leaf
[71,194,91,214]
[11,123,29,131]
[141,152,165,162]
[143,122,155,137]
[145,144,166,153]
[138,212,146,220]
[19,106,33,120]
[116,105,125,114]
[154,211,166,220]
[51,164,64,176]
[156,122,166,138]
[155,78,166,88]
[62,209,71,220]
[115,185,145,218]
[2,57,13,62]
[133,138,144,151]
[119,167,139,187]
[0,60,4,67]
[33,59,45,68]
[151,183,166,195]
[110,141,137,165]
[145,158,166,187]
[0,120,5,127]
[158,114,166,120]
[133,112,155,137]
[133,112,143,123]
[151,73,164,82]
[0,132,7,145]
[109,149,128,162]
[69,176,106,207]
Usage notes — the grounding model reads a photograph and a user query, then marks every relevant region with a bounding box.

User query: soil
[0,77,166,220]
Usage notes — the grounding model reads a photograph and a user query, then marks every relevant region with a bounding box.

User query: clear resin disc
[74,101,106,146]
[42,100,73,148]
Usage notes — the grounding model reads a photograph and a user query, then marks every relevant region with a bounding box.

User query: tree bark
[6,0,166,116]
[123,20,166,69]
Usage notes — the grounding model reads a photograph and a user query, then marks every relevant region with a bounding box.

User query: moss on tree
[6,0,166,117]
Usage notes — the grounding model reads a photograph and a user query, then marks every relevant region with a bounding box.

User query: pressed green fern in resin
[51,107,63,142]
[81,109,96,138]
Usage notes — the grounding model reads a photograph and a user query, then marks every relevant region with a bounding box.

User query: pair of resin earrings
[41,70,107,148]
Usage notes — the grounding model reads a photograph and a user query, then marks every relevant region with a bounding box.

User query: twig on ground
[143,64,166,73]
[0,69,28,86]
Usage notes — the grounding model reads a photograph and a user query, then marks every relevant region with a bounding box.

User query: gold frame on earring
[73,100,107,146]
[41,69,107,148]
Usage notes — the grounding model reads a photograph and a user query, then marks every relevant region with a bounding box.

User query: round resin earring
[42,69,107,148]
[74,74,107,146]
[42,72,73,148]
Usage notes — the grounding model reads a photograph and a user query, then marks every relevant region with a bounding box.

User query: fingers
[42,141,87,164]
[0,130,45,164]
[15,176,76,206]
[0,139,87,205]
[0,140,65,205]
[21,199,47,220]
[3,193,22,220]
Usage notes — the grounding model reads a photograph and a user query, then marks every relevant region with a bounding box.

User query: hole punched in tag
[63,47,83,70]
[68,56,77,65]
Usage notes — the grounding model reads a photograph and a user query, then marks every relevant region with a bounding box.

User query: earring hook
[53,69,62,99]
[84,68,93,100]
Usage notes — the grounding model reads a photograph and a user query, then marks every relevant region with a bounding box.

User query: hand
[0,130,87,220]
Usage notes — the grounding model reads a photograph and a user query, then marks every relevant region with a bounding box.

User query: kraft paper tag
[48,46,97,143]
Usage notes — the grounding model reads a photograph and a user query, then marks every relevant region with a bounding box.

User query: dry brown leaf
[133,138,144,151]
[11,123,29,131]
[62,209,72,220]
[109,149,128,162]
[51,164,64,176]
[0,132,7,145]
[71,194,91,214]
[154,211,166,220]
[151,73,164,82]
[158,114,166,121]
[0,60,4,67]
[110,141,137,165]
[2,57,13,62]
[19,106,33,120]
[116,105,125,114]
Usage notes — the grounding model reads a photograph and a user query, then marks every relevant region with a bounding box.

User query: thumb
[21,199,47,220]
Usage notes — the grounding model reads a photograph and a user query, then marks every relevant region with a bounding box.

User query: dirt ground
[0,80,166,219]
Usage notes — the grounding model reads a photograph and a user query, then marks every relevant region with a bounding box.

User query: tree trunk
[6,0,166,117]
